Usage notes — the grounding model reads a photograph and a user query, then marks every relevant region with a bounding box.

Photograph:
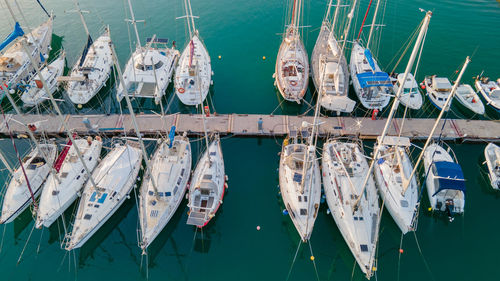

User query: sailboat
[484,143,500,190]
[64,141,142,250]
[350,0,392,113]
[66,0,112,106]
[0,15,53,92]
[21,51,65,107]
[35,136,102,228]
[322,139,379,277]
[279,128,321,241]
[311,0,355,114]
[0,143,56,224]
[139,129,191,250]
[116,0,180,105]
[174,0,212,106]
[274,0,309,103]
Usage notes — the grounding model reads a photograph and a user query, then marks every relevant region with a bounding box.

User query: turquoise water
[0,0,499,280]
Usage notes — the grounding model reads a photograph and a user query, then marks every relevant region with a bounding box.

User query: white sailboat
[64,141,142,250]
[311,0,355,114]
[66,1,112,106]
[423,143,466,219]
[174,0,212,106]
[186,135,225,227]
[484,143,500,190]
[274,0,309,103]
[322,139,379,278]
[350,0,392,113]
[21,51,65,107]
[279,129,321,241]
[0,16,53,92]
[36,137,102,229]
[474,76,500,113]
[139,132,191,250]
[0,143,56,224]
[423,75,452,111]
[116,0,180,105]
[393,73,422,110]
[454,83,485,115]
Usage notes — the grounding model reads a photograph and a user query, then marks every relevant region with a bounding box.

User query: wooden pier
[0,113,499,143]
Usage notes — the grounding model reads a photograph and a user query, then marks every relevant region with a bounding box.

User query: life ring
[289,80,297,86]
[178,88,185,94]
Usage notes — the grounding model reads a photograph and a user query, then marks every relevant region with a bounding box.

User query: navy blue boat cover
[432,161,466,196]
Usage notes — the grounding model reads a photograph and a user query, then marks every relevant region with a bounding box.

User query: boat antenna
[401,56,470,195]
[4,0,99,189]
[353,11,433,211]
[110,34,159,194]
[366,0,382,48]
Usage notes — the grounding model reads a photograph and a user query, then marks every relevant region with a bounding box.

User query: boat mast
[72,0,90,37]
[186,0,197,35]
[366,0,381,49]
[110,36,159,193]
[325,0,334,22]
[330,0,340,32]
[4,0,99,189]
[401,56,471,195]
[353,11,432,210]
[126,0,143,49]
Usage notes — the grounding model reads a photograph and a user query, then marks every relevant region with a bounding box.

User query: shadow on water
[13,208,34,241]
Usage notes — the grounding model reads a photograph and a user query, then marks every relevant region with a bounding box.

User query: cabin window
[360,244,368,252]
[83,214,92,220]
[298,196,302,202]
[52,190,59,196]
[173,186,178,194]
[300,209,307,216]
[61,172,69,178]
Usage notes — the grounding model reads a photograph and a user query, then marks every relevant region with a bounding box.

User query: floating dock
[0,113,499,143]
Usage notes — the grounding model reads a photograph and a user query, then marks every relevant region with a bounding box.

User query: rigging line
[388,19,423,75]
[308,241,320,281]
[397,232,403,281]
[285,240,302,281]
[0,224,6,254]
[36,226,44,254]
[412,230,436,281]
[17,222,36,265]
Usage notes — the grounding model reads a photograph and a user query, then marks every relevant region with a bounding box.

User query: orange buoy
[399,249,404,254]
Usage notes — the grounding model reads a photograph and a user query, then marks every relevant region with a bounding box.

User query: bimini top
[356,71,393,89]
[432,161,466,196]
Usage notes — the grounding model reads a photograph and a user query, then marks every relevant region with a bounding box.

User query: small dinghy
[279,129,321,241]
[0,143,56,224]
[423,143,465,221]
[66,29,112,106]
[36,136,102,228]
[474,76,500,113]
[423,76,452,111]
[139,132,191,250]
[350,43,392,112]
[393,73,422,110]
[484,143,500,190]
[454,83,485,115]
[373,136,418,234]
[322,139,379,277]
[64,141,142,250]
[186,135,225,228]
[21,51,65,107]
[0,16,53,91]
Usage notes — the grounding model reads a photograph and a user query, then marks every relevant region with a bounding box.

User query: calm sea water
[0,0,499,280]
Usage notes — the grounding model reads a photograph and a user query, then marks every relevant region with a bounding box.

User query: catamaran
[36,136,102,228]
[392,73,422,110]
[423,76,453,111]
[116,0,180,105]
[0,16,53,92]
[311,0,355,114]
[66,1,112,106]
[174,0,212,106]
[139,130,191,250]
[64,141,142,250]
[21,51,65,107]
[484,143,500,190]
[0,143,56,224]
[423,143,466,220]
[474,76,500,113]
[350,0,392,113]
[274,0,309,103]
[186,135,225,227]
[322,139,379,278]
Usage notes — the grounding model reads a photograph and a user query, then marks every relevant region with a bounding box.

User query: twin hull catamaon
[65,142,142,250]
[139,136,191,249]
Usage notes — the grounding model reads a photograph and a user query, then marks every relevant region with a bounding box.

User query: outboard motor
[445,199,455,222]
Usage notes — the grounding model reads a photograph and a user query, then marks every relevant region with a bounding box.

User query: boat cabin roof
[397,73,418,88]
[432,77,452,91]
[432,161,466,196]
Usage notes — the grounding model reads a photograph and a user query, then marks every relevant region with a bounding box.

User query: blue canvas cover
[168,126,176,148]
[364,48,376,71]
[0,22,24,52]
[432,161,466,196]
[356,71,393,88]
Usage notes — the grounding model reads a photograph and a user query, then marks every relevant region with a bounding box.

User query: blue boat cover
[356,71,393,88]
[0,22,24,52]
[432,161,466,196]
[168,126,176,148]
[364,48,376,71]
[79,35,93,67]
